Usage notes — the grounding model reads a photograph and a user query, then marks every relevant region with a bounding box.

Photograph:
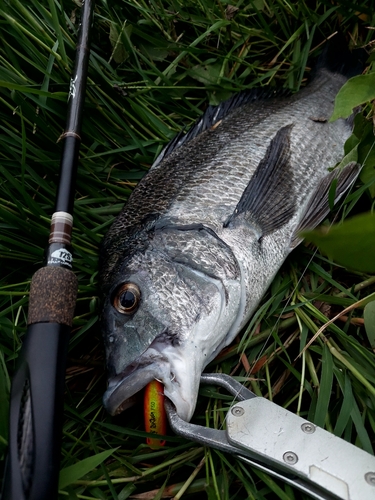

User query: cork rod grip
[27,267,78,326]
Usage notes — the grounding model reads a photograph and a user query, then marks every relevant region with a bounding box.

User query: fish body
[100,42,361,421]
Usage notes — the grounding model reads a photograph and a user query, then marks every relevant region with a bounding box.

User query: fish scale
[100,41,363,421]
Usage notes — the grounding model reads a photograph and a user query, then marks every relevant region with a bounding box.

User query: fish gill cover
[1,1,375,498]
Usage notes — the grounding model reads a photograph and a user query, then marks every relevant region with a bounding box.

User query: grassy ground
[1,0,375,498]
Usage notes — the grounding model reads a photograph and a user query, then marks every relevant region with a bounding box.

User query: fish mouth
[103,342,200,421]
[103,348,168,415]
[103,371,160,415]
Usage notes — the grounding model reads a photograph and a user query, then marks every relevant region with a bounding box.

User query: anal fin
[290,161,361,248]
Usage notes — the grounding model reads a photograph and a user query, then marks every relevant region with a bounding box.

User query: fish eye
[112,283,141,315]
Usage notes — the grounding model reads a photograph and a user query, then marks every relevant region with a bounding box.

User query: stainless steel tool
[165,373,375,500]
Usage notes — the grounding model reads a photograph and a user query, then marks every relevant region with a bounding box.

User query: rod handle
[27,266,78,326]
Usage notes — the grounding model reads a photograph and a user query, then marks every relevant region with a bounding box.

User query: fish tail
[315,32,367,78]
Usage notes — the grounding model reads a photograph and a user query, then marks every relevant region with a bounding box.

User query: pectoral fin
[290,161,360,248]
[224,124,296,236]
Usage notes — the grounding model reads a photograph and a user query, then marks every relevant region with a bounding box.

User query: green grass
[1,0,375,498]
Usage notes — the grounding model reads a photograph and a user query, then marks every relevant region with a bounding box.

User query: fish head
[101,225,241,421]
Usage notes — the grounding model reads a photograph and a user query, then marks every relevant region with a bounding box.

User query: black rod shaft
[55,0,93,216]
[2,1,94,499]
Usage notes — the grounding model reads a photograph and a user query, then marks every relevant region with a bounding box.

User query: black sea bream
[100,39,362,421]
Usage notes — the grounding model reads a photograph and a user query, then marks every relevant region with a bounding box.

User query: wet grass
[1,0,375,498]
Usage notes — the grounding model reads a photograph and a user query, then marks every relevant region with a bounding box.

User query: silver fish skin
[100,51,361,421]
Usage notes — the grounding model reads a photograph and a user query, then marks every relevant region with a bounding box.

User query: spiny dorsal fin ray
[290,161,361,248]
[151,88,290,169]
[224,124,296,236]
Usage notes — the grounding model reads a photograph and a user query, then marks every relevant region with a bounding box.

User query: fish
[99,37,363,422]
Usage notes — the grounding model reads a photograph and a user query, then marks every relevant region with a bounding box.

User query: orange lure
[144,380,167,447]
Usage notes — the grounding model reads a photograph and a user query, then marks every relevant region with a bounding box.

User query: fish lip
[103,363,160,416]
[103,346,170,416]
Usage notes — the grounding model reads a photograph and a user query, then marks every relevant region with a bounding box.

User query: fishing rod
[2,1,94,498]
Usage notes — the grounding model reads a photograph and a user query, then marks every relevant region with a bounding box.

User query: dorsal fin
[151,88,290,169]
[151,35,365,171]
